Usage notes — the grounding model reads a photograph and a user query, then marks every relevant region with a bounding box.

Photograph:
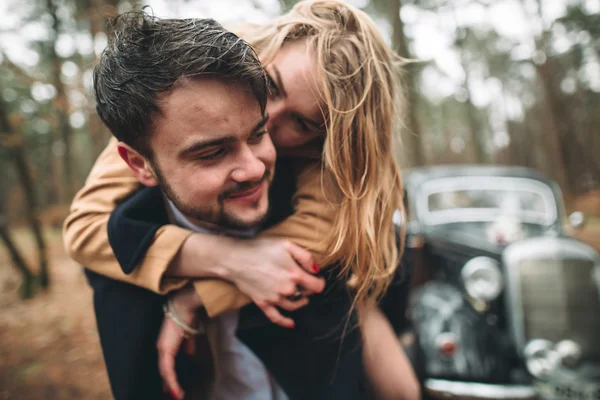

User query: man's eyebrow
[272,66,288,98]
[178,136,237,159]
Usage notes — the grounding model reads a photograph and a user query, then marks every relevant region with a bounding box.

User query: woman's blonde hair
[242,0,406,307]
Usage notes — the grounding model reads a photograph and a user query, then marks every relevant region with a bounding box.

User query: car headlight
[461,257,503,302]
[524,339,560,378]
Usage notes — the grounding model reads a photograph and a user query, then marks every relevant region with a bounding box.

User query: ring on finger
[287,289,304,301]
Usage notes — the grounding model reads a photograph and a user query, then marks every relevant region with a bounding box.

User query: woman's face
[264,40,326,152]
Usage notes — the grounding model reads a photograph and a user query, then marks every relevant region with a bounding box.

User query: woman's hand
[157,286,202,400]
[168,234,326,328]
[224,239,325,327]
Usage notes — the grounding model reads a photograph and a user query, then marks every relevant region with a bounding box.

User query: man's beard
[152,163,271,231]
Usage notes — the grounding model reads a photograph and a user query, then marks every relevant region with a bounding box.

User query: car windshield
[418,176,558,226]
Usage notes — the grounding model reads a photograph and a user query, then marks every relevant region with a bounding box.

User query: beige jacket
[63,138,334,317]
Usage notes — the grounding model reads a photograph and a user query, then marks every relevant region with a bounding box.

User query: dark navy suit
[85,158,412,400]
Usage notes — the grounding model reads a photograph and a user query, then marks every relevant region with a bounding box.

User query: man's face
[144,78,276,230]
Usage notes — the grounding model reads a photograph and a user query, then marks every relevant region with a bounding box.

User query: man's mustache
[219,169,272,201]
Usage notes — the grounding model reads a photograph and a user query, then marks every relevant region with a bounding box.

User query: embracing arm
[63,139,330,314]
[63,137,192,293]
[189,162,334,317]
[63,139,271,295]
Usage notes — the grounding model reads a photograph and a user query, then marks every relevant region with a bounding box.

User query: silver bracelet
[163,298,202,338]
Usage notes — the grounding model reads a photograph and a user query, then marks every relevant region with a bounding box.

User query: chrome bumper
[425,378,537,400]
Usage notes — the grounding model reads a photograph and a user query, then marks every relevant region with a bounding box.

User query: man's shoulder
[108,186,169,274]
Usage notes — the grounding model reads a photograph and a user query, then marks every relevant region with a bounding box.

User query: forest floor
[0,229,111,400]
[0,193,598,399]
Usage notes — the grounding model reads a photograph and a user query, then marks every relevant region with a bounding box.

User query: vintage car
[402,166,600,400]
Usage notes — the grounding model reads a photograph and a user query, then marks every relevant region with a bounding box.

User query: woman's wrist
[166,233,240,279]
[170,285,204,318]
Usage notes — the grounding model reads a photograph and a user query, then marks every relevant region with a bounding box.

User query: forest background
[0,0,598,398]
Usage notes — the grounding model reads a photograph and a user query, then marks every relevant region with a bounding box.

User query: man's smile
[225,181,266,203]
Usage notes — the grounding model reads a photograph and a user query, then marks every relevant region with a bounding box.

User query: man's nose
[231,146,266,183]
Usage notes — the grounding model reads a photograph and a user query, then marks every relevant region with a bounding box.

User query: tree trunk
[535,60,571,196]
[87,0,112,158]
[463,94,486,163]
[519,0,570,195]
[47,0,75,201]
[13,147,50,288]
[0,217,36,299]
[0,98,50,289]
[387,0,424,167]
[457,39,486,163]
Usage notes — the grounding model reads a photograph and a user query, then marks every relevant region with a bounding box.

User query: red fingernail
[288,321,295,329]
[170,390,179,399]
[312,263,320,273]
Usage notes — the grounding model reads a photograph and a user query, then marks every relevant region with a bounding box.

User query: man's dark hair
[93,11,268,157]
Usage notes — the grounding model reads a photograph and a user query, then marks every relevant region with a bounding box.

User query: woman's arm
[361,302,420,400]
[63,139,330,314]
[189,161,335,317]
[63,138,192,293]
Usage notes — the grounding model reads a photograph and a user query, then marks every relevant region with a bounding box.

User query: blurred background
[0,0,598,398]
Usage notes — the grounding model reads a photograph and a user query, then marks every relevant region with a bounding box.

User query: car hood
[423,223,506,257]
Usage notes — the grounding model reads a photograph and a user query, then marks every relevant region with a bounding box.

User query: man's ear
[116,142,160,187]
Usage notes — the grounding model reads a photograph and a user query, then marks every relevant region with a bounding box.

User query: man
[81,11,416,400]
[87,12,324,400]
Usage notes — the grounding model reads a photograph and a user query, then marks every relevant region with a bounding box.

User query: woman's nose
[266,99,284,131]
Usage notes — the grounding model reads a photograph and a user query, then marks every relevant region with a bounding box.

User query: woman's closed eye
[248,130,268,144]
[295,116,310,132]
[267,73,280,98]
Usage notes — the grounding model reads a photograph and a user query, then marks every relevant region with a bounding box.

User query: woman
[64,1,417,398]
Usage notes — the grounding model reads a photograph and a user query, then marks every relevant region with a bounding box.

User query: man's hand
[157,286,202,400]
[222,239,325,328]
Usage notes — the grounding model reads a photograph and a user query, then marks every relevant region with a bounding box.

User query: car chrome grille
[512,258,600,358]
